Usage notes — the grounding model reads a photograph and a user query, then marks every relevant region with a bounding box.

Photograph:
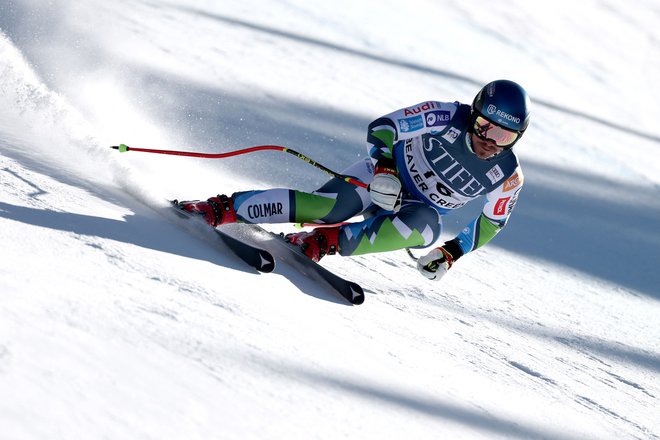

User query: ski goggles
[472,115,521,149]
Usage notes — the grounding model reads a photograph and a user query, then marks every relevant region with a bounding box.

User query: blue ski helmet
[472,80,530,136]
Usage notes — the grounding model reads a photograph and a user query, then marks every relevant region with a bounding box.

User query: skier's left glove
[417,241,463,281]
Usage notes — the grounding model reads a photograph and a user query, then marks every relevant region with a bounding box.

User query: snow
[1,1,659,439]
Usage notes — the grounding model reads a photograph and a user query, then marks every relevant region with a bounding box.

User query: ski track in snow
[2,1,660,439]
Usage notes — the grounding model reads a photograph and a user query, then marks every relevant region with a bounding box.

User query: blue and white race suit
[230,100,524,258]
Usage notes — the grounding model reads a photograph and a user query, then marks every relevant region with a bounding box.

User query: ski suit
[230,100,524,258]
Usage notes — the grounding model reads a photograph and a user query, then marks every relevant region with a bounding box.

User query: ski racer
[177,79,530,281]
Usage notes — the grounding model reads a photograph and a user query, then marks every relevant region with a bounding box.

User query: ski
[170,201,275,273]
[214,229,275,273]
[170,201,363,304]
[240,224,365,305]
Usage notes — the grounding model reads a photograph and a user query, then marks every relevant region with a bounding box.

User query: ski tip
[349,284,365,305]
[170,200,185,212]
[257,252,276,273]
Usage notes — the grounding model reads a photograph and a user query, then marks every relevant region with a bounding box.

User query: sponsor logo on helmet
[486,104,521,124]
[486,82,496,97]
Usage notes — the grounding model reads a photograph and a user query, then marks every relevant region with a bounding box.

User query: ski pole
[111,144,426,266]
[110,143,368,189]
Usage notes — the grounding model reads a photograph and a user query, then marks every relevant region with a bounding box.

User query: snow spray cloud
[0,31,160,203]
[0,31,103,163]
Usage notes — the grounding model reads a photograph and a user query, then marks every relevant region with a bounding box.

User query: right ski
[238,225,365,305]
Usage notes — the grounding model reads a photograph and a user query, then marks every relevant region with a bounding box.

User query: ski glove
[369,160,402,212]
[417,243,461,281]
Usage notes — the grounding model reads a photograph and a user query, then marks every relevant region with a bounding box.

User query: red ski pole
[110,143,368,189]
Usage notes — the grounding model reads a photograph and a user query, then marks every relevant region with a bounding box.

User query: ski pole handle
[111,144,368,189]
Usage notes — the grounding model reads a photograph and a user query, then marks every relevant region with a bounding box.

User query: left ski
[170,201,275,273]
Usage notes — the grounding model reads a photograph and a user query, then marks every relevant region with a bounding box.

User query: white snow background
[1,1,659,439]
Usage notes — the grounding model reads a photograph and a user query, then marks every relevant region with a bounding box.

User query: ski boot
[176,194,237,227]
[286,227,340,262]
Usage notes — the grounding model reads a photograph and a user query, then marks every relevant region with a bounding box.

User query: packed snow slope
[1,1,659,439]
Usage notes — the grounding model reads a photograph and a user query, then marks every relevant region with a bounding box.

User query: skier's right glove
[369,159,402,212]
[417,242,462,281]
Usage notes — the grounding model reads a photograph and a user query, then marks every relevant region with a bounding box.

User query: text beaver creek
[247,202,284,219]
